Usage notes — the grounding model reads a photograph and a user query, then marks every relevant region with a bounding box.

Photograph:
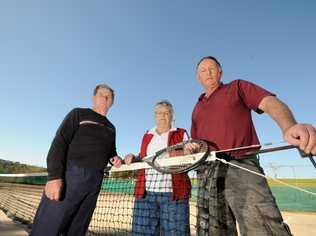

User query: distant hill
[0,159,46,174]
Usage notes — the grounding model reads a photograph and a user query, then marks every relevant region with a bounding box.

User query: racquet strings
[151,139,209,174]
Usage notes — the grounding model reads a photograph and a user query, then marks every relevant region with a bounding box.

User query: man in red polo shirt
[191,56,316,235]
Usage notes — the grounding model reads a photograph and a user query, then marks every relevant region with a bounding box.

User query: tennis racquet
[110,139,209,173]
[110,139,315,174]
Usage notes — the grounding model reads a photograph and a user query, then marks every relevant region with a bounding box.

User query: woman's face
[155,105,172,129]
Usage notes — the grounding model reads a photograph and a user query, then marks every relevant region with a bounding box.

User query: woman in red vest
[125,100,191,236]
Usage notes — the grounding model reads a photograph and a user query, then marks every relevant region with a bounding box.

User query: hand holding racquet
[150,139,209,174]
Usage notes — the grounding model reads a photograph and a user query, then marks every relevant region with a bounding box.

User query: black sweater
[46,108,117,180]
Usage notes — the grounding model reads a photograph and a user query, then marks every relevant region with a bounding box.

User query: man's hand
[45,179,63,201]
[184,142,201,155]
[111,156,123,168]
[284,124,316,155]
[124,153,135,165]
[259,96,316,155]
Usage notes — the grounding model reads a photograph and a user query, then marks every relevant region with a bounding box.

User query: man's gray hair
[93,84,115,102]
[154,100,174,119]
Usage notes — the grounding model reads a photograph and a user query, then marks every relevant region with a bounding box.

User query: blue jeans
[30,161,104,236]
[132,192,190,236]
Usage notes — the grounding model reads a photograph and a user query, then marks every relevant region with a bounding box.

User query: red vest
[134,128,192,200]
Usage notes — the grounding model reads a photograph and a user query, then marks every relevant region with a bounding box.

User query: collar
[198,82,224,101]
[148,126,177,135]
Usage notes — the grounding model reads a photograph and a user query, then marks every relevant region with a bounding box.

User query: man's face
[197,59,222,89]
[155,105,172,128]
[93,88,113,112]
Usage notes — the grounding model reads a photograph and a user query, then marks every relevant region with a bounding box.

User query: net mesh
[0,162,316,235]
[0,169,199,235]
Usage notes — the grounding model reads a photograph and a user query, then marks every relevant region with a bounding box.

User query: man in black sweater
[31,84,122,236]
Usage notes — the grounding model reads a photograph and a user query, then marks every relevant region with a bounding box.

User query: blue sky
[0,1,315,177]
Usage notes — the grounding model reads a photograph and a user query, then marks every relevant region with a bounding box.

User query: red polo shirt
[191,79,275,157]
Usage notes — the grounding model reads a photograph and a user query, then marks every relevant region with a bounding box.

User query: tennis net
[0,167,199,235]
[0,159,315,235]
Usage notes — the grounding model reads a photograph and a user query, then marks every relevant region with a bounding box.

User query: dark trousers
[197,157,292,236]
[30,161,103,236]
